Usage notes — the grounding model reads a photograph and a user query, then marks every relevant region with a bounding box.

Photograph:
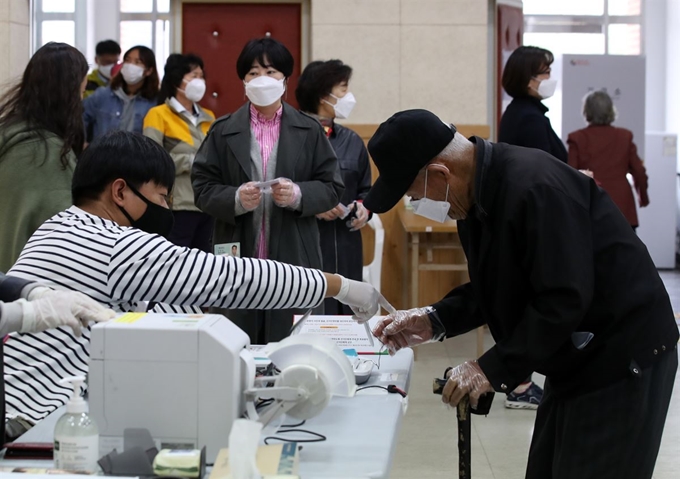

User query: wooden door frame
[171,0,311,71]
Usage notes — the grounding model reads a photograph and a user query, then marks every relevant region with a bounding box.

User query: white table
[2,349,414,479]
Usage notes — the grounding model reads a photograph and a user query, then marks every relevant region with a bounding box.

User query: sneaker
[504,382,543,410]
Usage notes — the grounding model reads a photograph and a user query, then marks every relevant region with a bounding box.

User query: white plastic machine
[89,313,250,463]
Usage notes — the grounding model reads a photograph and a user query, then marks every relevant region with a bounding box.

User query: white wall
[310,0,489,125]
[665,0,680,136]
[0,0,30,89]
[645,0,667,132]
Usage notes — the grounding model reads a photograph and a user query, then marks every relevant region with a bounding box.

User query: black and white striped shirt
[6,206,326,423]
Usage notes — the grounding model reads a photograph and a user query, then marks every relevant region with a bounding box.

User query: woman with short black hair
[83,45,159,142]
[192,37,344,343]
[498,45,564,410]
[0,42,88,272]
[296,59,372,315]
[144,53,215,252]
[499,45,567,163]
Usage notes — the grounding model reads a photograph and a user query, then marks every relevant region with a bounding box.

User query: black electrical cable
[356,385,388,393]
[356,384,407,397]
[263,428,327,445]
[281,419,306,428]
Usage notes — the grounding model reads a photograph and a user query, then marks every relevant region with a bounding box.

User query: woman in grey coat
[192,38,344,343]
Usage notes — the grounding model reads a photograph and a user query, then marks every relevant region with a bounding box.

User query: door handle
[212,92,218,98]
[213,31,219,37]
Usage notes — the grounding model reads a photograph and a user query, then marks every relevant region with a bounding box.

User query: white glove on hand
[271,178,300,208]
[237,182,263,212]
[316,204,346,221]
[442,360,494,409]
[333,276,392,322]
[20,292,116,337]
[349,202,370,231]
[372,306,446,353]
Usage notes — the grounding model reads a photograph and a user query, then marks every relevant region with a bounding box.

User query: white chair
[362,215,384,292]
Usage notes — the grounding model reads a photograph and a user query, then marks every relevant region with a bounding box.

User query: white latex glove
[442,360,495,409]
[333,276,392,322]
[237,182,263,211]
[271,178,299,208]
[20,292,116,337]
[372,306,446,353]
[349,202,370,231]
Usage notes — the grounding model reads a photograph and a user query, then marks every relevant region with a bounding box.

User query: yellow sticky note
[115,313,147,324]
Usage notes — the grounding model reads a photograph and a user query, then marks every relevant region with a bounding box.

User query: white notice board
[562,55,646,155]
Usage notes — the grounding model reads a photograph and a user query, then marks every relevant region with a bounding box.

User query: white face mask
[181,78,206,102]
[98,63,115,80]
[410,171,450,223]
[324,92,356,119]
[245,76,285,107]
[121,63,145,85]
[535,78,557,99]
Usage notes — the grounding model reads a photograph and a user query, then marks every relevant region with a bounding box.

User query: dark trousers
[168,211,214,253]
[526,349,678,479]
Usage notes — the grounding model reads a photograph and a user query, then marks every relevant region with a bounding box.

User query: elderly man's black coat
[432,137,678,397]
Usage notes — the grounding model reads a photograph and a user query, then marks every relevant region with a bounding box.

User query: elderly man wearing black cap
[367,109,678,479]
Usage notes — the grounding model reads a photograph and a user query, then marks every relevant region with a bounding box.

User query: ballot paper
[255,179,280,193]
[291,315,383,352]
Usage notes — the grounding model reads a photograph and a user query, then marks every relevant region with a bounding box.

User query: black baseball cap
[364,109,456,213]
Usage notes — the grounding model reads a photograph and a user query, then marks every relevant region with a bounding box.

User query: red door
[182,3,302,117]
[497,4,523,135]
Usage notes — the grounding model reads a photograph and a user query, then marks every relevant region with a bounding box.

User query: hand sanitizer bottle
[54,376,99,472]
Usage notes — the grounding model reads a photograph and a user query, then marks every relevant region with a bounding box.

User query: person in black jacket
[497,45,568,407]
[367,110,678,479]
[191,38,344,343]
[0,272,114,442]
[295,59,372,315]
[499,46,568,163]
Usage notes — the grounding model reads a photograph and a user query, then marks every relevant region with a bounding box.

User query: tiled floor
[390,270,680,478]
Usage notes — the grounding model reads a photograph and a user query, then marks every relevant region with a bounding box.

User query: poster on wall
[561,55,646,154]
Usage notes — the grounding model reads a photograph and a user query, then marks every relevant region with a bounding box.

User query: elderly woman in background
[567,90,649,230]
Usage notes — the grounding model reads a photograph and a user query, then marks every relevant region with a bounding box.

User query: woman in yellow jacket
[143,54,215,251]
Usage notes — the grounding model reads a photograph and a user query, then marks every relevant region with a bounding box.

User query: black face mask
[118,182,174,238]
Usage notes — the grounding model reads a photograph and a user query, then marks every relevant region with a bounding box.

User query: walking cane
[434,375,494,478]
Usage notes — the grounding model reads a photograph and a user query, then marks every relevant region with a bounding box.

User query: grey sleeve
[0,272,39,302]
[0,300,24,335]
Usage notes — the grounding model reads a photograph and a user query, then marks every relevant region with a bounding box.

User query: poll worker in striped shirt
[0,272,114,443]
[5,130,384,436]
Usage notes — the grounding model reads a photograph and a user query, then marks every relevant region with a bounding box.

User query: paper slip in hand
[292,315,383,352]
[255,179,281,192]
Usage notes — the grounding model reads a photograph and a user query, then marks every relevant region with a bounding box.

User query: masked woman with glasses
[192,37,344,343]
[144,53,215,252]
[295,59,372,315]
[499,45,567,163]
[83,45,159,143]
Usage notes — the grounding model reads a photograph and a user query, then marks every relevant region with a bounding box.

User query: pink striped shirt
[250,103,283,259]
